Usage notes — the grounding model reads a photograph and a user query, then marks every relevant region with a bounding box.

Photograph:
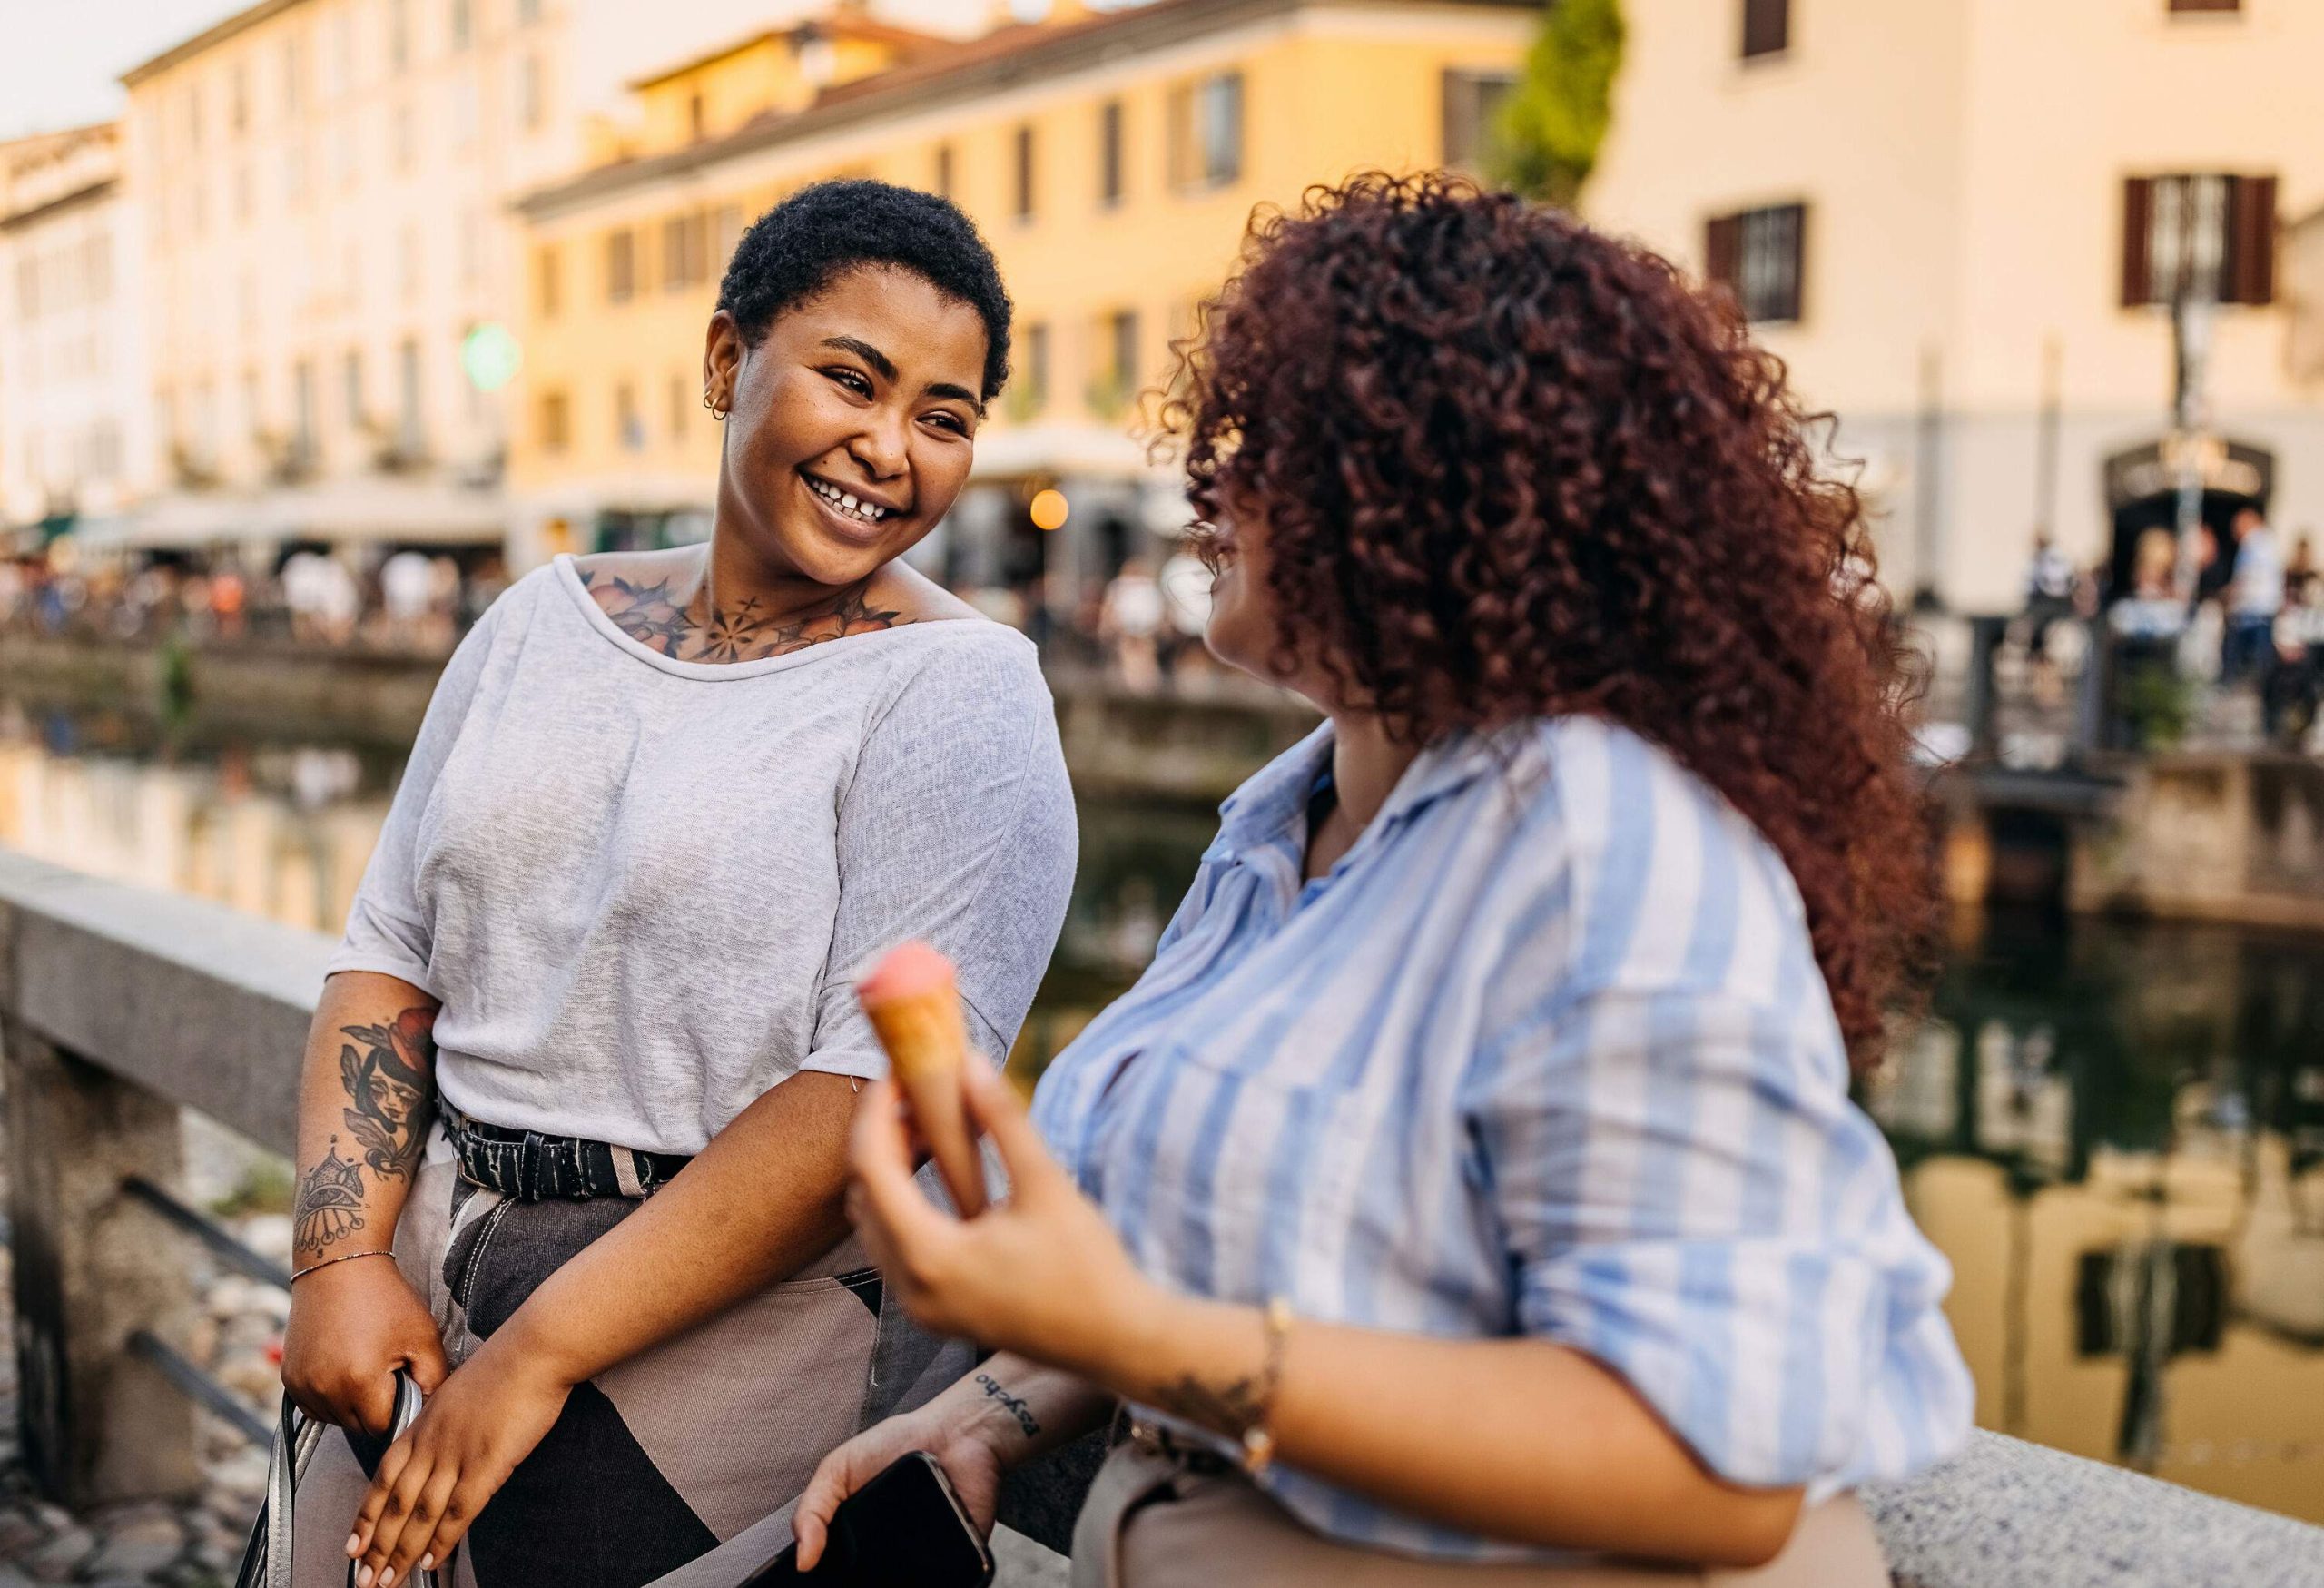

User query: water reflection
[1,703,2319,1523]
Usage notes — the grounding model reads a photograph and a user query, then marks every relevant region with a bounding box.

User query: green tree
[1490,0,1625,208]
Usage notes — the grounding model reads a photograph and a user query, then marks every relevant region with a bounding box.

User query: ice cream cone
[857,941,987,1216]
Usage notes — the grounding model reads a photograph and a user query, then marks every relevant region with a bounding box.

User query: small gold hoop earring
[702,390,727,421]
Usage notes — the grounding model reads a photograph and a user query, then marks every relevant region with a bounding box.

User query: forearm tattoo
[293,1004,437,1261]
[974,1373,1041,1439]
[1150,1372,1265,1442]
[581,569,902,664]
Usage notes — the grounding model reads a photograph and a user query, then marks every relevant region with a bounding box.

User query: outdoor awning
[82,480,511,550]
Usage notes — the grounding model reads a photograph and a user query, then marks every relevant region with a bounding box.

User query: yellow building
[1583,0,2324,612]
[507,0,1539,586]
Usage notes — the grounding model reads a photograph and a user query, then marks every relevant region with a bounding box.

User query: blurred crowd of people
[0,547,508,654]
[2013,510,2323,752]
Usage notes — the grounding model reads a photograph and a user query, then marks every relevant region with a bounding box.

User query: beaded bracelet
[290,1248,396,1284]
[1239,1297,1295,1475]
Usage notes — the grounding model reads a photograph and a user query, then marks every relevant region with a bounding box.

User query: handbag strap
[236,1373,438,1588]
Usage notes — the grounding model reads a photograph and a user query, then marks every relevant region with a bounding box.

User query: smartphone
[744,1452,993,1587]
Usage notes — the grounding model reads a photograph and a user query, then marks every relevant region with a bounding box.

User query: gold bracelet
[290,1249,396,1283]
[1239,1296,1295,1475]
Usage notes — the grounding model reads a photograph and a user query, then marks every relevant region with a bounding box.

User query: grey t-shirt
[325,556,1078,1155]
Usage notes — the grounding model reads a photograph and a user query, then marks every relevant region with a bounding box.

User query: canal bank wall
[0,631,1318,806]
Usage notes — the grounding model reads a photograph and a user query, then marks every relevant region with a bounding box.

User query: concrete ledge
[0,849,325,1153]
[1865,1430,2323,1586]
[6,850,2322,1577]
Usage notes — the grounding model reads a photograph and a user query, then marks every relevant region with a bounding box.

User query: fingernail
[381,1571,397,1588]
[356,1568,374,1588]
[346,1534,363,1557]
[420,1555,436,1572]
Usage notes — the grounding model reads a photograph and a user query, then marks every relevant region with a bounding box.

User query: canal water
[2,695,2319,1524]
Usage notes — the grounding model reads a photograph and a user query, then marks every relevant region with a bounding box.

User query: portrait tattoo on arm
[336,1005,437,1180]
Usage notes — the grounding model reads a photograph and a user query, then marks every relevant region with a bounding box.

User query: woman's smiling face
[705,266,989,587]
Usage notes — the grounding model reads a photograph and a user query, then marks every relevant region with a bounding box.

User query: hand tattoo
[581,567,904,664]
[336,1006,436,1181]
[293,1137,369,1258]
[975,1373,1041,1438]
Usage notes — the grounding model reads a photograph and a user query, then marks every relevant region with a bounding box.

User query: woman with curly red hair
[796,173,1971,1584]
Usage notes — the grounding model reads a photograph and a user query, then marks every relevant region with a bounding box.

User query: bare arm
[1098,1297,1803,1568]
[489,1069,862,1384]
[281,972,449,1435]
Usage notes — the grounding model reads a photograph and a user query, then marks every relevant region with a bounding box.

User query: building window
[539,390,569,453]
[1098,99,1124,206]
[451,0,472,50]
[1741,0,1789,60]
[1167,71,1244,192]
[519,0,542,24]
[186,84,202,152]
[606,229,636,302]
[1442,70,1517,171]
[399,339,424,449]
[1092,309,1139,414]
[231,65,249,134]
[934,143,954,200]
[669,373,690,441]
[1013,124,1037,220]
[688,93,707,143]
[713,206,743,275]
[284,36,305,113]
[663,211,709,290]
[2122,173,2276,307]
[293,360,317,455]
[538,246,561,317]
[521,54,545,129]
[390,0,410,71]
[616,380,644,451]
[2167,0,2240,12]
[1023,321,1049,414]
[1705,202,1807,322]
[344,350,366,428]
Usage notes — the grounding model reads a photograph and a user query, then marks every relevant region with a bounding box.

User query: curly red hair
[1165,173,1933,1066]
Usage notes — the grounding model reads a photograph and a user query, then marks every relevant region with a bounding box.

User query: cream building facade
[0,122,150,545]
[113,0,975,557]
[1584,0,2324,612]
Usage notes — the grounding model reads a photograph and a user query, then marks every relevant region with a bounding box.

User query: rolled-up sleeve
[803,630,1077,1080]
[1466,733,1969,1494]
[322,602,504,993]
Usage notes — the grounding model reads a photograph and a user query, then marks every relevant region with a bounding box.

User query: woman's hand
[281,1257,448,1436]
[791,1401,1006,1573]
[345,1336,574,1586]
[846,1065,1158,1377]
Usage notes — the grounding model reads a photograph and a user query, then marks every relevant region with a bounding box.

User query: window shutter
[1705,213,1742,294]
[2224,173,2277,305]
[2122,177,2155,306]
[1742,0,1790,59]
[1776,202,1807,322]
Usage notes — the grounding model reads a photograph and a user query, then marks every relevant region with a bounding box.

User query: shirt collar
[1211,721,1509,860]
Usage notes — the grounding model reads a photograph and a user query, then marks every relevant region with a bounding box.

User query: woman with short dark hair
[800,173,1970,1585]
[281,180,1077,1588]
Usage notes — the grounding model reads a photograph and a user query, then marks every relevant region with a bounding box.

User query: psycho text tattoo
[974,1373,1041,1439]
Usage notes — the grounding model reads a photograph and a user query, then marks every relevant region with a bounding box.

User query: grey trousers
[1069,1442,1890,1588]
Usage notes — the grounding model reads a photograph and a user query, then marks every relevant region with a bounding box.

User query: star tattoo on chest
[581,567,907,662]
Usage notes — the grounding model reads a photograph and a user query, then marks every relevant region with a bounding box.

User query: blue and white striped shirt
[1030,715,1973,1562]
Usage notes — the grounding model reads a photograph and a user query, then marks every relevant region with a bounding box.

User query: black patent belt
[440,1100,692,1202]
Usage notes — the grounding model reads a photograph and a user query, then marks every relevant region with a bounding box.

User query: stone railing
[4,850,2320,1585]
